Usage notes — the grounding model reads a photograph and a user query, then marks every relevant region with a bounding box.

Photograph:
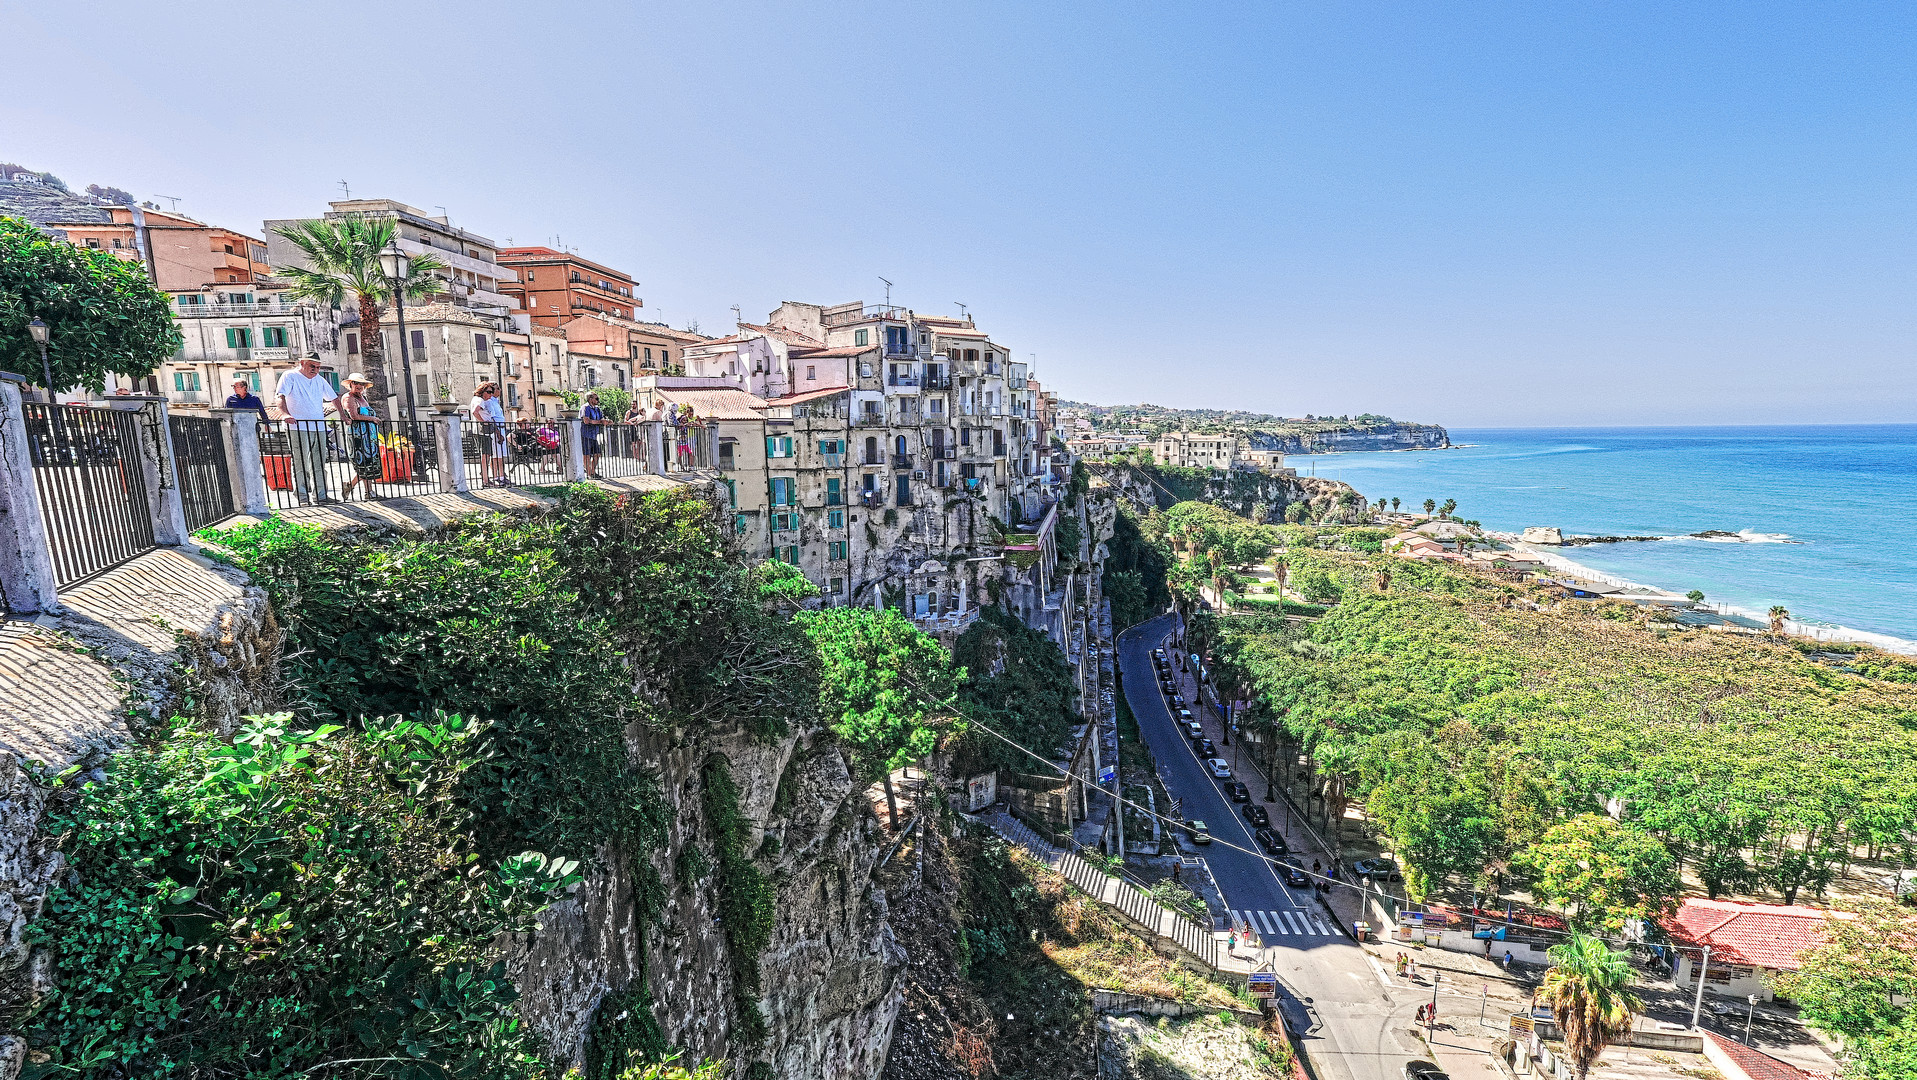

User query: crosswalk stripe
[1256,910,1279,936]
[1286,911,1308,935]
[1231,909,1247,932]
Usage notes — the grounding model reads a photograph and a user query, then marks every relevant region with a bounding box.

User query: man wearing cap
[225,378,267,419]
[275,355,337,504]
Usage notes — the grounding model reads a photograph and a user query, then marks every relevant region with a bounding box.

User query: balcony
[931,445,956,460]
[822,452,845,468]
[888,373,920,388]
[893,453,914,470]
[860,490,885,508]
[884,342,929,360]
[853,410,889,427]
[924,371,952,390]
[173,300,301,318]
[861,451,887,466]
[822,303,911,327]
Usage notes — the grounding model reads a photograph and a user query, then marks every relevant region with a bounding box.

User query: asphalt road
[1119,614,1428,1080]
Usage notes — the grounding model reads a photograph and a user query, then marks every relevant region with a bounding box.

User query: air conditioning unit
[912,470,924,479]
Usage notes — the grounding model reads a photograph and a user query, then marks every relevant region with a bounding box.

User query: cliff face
[1247,423,1449,455]
[511,724,901,1078]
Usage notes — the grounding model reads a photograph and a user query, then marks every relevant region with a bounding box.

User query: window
[919,330,928,345]
[224,244,234,254]
[828,509,845,529]
[826,478,842,505]
[224,327,252,348]
[778,545,800,565]
[475,333,489,357]
[85,237,102,249]
[765,435,794,458]
[346,332,360,355]
[261,326,288,348]
[928,398,943,414]
[819,439,842,454]
[172,371,202,392]
[806,365,816,381]
[829,577,844,594]
[735,513,749,536]
[723,478,737,506]
[527,269,535,282]
[410,329,426,352]
[896,476,911,506]
[772,512,796,532]
[854,328,869,346]
[828,541,847,561]
[630,345,639,360]
[959,427,971,446]
[770,477,794,505]
[507,384,519,407]
[242,372,261,392]
[645,347,653,361]
[416,374,429,401]
[718,441,736,469]
[965,349,978,363]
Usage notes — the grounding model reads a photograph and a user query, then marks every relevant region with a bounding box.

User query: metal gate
[169,413,235,532]
[23,402,156,586]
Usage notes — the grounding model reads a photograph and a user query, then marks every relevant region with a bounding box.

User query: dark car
[1242,804,1270,828]
[1197,738,1215,757]
[1280,858,1311,887]
[1351,857,1403,881]
[1403,1062,1450,1080]
[1254,828,1286,855]
[1225,781,1250,802]
[1153,648,1168,661]
[1166,693,1184,708]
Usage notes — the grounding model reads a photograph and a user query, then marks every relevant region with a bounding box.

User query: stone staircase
[978,809,1233,975]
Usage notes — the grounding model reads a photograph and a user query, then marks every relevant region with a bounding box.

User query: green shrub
[702,757,776,1041]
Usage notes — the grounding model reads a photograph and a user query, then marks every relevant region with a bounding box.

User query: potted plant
[375,430,416,482]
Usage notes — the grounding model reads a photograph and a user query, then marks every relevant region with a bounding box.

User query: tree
[1686,590,1705,603]
[1440,498,1457,519]
[1769,605,1790,634]
[0,215,182,392]
[1516,815,1679,933]
[1423,499,1436,516]
[1535,933,1640,1080]
[272,215,445,413]
[1391,497,1400,512]
[796,606,957,827]
[1773,900,1917,1080]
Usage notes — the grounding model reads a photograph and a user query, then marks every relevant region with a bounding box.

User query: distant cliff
[1246,422,1450,455]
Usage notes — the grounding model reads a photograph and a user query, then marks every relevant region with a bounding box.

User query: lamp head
[492,341,506,359]
[27,317,49,345]
[377,244,411,281]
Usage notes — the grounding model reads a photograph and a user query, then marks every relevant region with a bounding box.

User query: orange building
[46,206,271,291]
[496,247,640,326]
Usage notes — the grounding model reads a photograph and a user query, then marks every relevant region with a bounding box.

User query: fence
[22,402,156,586]
[466,420,570,488]
[586,421,646,479]
[168,413,235,532]
[258,419,441,508]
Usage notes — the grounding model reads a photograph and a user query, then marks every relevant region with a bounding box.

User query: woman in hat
[335,372,382,497]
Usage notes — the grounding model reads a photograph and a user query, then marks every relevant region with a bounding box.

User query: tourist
[469,382,508,486]
[1503,950,1514,971]
[581,392,604,478]
[275,355,336,505]
[225,378,267,419]
[1396,954,1408,978]
[334,372,381,499]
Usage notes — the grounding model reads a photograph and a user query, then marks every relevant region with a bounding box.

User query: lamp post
[491,339,507,417]
[1745,994,1759,1045]
[26,318,52,402]
[377,244,424,477]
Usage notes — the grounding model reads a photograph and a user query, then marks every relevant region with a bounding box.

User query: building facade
[496,247,640,325]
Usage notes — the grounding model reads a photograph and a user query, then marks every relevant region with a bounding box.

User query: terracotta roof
[739,322,825,348]
[647,386,768,421]
[1664,899,1851,971]
[766,386,851,405]
[1704,1032,1826,1080]
[797,345,876,358]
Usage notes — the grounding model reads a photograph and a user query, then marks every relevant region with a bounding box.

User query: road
[1118,614,1434,1080]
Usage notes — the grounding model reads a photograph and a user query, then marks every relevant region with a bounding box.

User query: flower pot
[378,449,415,483]
[264,453,294,490]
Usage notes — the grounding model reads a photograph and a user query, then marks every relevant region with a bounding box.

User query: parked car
[1185,721,1204,740]
[1197,738,1215,757]
[1153,648,1168,662]
[1225,781,1250,802]
[1254,828,1286,855]
[1186,820,1211,845]
[1207,758,1232,779]
[1166,693,1183,708]
[1403,1062,1450,1080]
[1280,858,1311,887]
[1176,708,1193,722]
[1242,804,1269,828]
[1351,857,1402,881]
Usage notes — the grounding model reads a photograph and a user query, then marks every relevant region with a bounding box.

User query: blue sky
[5,1,1911,426]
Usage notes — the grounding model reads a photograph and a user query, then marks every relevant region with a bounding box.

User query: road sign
[1098,765,1116,785]
[1248,972,1277,999]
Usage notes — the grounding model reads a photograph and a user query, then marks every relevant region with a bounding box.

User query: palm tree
[1273,557,1289,602]
[1768,605,1790,634]
[1423,499,1436,516]
[1391,497,1400,512]
[1440,498,1457,519]
[1536,933,1640,1080]
[272,215,447,414]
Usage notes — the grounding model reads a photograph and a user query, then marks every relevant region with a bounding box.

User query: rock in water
[1520,527,1564,545]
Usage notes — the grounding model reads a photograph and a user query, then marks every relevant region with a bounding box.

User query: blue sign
[1098,765,1117,785]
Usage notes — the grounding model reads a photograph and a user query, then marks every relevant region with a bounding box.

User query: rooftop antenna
[157,195,181,212]
[879,276,893,308]
[955,301,968,321]
[338,180,351,199]
[731,304,743,327]
[434,205,448,221]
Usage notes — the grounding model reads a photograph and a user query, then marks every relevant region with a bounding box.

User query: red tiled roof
[1705,1032,1826,1080]
[739,322,827,348]
[796,345,876,358]
[766,386,851,405]
[1663,899,1850,971]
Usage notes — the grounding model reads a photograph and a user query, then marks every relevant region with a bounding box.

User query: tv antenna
[879,276,893,308]
[730,304,742,327]
[955,301,969,321]
[338,180,350,199]
[156,195,181,212]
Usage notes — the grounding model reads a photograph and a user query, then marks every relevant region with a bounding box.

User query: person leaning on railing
[225,379,267,419]
[275,355,337,505]
[468,382,508,487]
[335,372,382,499]
[581,392,604,479]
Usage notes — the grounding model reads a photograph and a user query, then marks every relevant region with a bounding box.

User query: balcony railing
[822,303,911,327]
[893,453,914,470]
[822,452,844,468]
[888,373,920,387]
[924,371,952,390]
[861,451,886,466]
[860,490,885,508]
[932,445,956,460]
[884,342,929,359]
[173,301,302,318]
[854,410,889,427]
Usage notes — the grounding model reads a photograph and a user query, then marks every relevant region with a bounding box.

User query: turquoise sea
[1295,425,1917,645]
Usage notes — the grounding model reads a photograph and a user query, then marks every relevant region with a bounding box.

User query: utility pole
[1689,946,1711,1030]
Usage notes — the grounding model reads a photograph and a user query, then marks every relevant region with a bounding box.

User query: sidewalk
[1150,625,1365,939]
[1371,940,1529,1080]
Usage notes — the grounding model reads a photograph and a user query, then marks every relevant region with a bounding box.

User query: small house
[1664,898,1851,1003]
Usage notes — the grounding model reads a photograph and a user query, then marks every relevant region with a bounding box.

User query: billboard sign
[1248,972,1277,999]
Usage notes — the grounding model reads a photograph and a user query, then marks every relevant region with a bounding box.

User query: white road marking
[1284,910,1306,935]
[1364,953,1397,990]
[1256,910,1280,936]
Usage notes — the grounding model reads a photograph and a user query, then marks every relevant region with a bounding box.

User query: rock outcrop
[1246,422,1450,455]
[1520,526,1564,545]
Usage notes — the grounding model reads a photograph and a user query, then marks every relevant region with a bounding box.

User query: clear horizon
[5,1,1912,427]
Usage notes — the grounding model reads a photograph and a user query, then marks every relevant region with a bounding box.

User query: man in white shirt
[276,355,338,504]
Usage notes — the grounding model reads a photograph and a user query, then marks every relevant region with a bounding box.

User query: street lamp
[491,339,507,415]
[1745,994,1760,1045]
[377,244,425,477]
[26,318,52,401]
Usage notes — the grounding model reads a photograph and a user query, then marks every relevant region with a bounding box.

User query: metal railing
[584,420,645,479]
[884,342,929,359]
[23,402,156,586]
[861,450,886,466]
[860,490,885,508]
[888,372,921,387]
[853,410,889,427]
[924,371,952,390]
[469,420,570,487]
[822,303,911,327]
[168,413,234,532]
[893,452,914,470]
[259,418,440,508]
[173,300,304,317]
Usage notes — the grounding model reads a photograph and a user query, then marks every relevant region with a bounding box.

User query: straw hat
[345,371,372,385]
